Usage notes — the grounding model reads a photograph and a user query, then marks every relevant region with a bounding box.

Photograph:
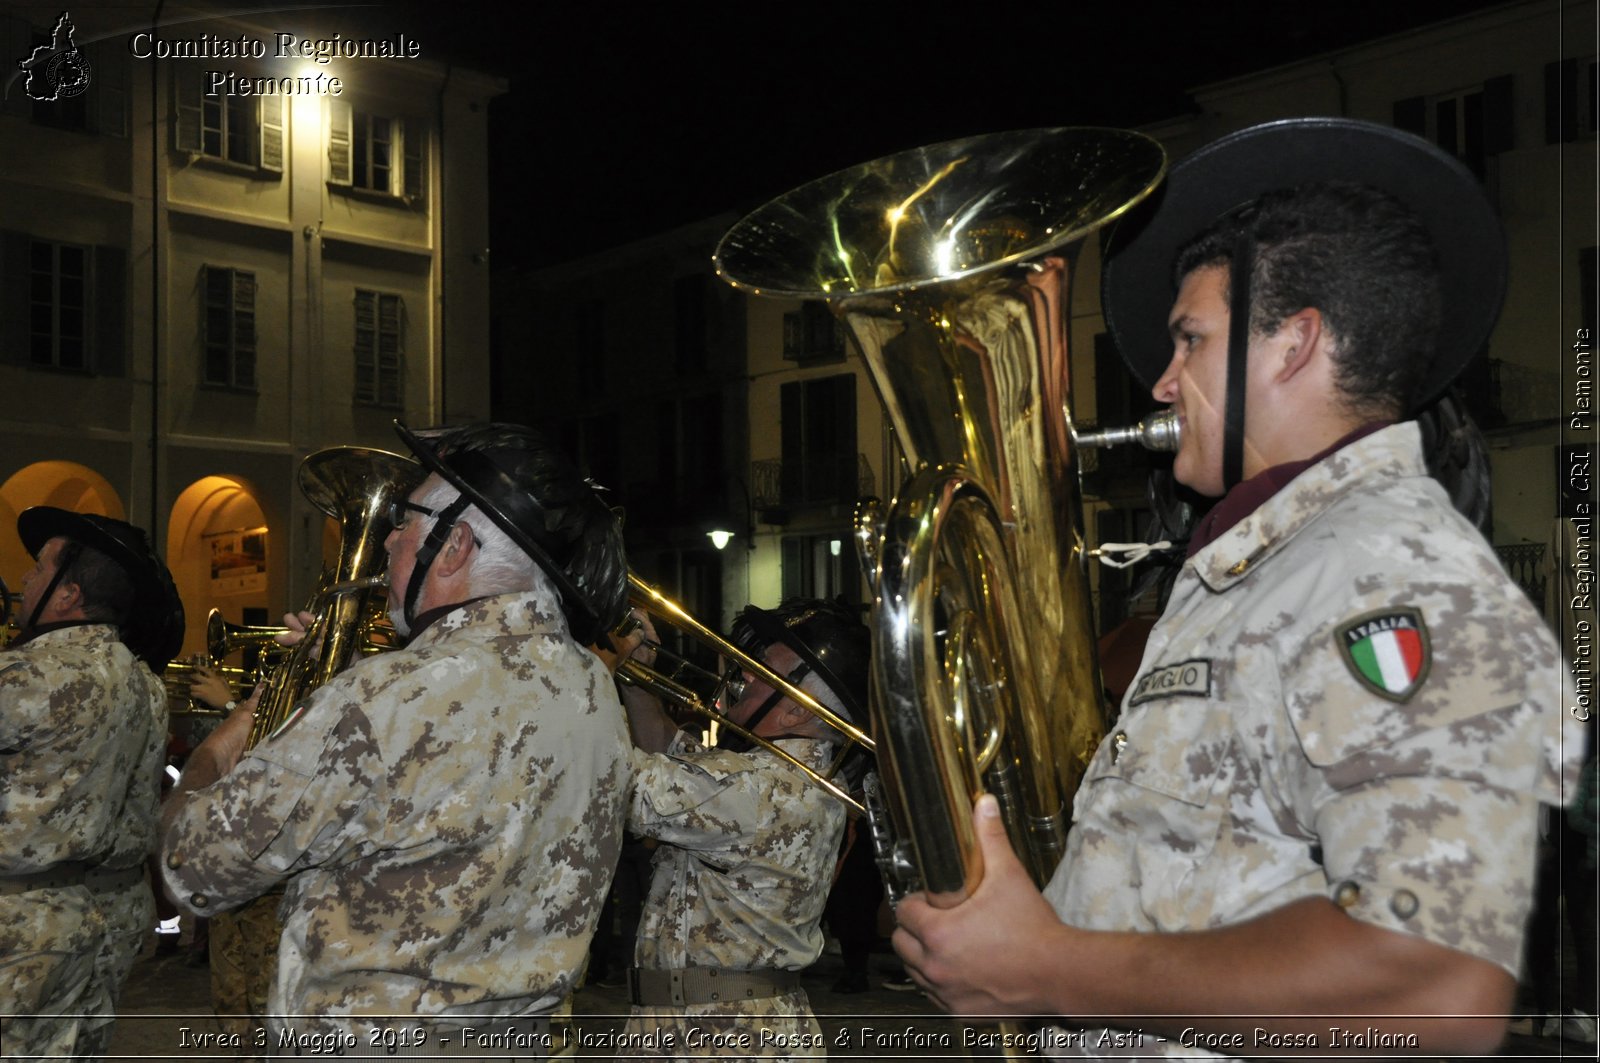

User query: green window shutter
[1481,74,1515,155]
[0,231,30,365]
[233,271,256,388]
[1543,60,1577,145]
[93,245,125,376]
[379,293,404,406]
[327,97,352,185]
[402,117,426,208]
[258,95,285,173]
[354,289,376,402]
[173,67,201,153]
[90,38,128,137]
[1392,96,1426,137]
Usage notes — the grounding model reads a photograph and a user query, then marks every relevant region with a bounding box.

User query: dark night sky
[397,0,1510,269]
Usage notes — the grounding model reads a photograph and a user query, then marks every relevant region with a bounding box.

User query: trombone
[618,573,876,813]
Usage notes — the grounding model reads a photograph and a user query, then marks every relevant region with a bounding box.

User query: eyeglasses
[387,498,483,547]
[388,499,439,531]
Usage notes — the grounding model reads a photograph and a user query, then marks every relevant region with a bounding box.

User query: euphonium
[246,446,421,747]
[714,129,1167,915]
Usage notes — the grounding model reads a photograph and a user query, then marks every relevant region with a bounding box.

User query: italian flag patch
[1337,608,1430,702]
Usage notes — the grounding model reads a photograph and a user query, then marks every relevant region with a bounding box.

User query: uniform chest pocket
[1078,695,1235,854]
[1075,698,1238,930]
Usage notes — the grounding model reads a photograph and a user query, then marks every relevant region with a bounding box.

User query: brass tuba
[714,128,1166,913]
[246,446,422,747]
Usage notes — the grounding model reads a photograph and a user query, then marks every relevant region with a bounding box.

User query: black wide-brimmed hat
[1101,117,1506,406]
[392,420,628,644]
[736,597,870,726]
[17,506,185,671]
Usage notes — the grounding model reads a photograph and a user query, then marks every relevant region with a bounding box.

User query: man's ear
[777,699,813,731]
[1273,307,1326,383]
[432,522,476,578]
[53,579,83,609]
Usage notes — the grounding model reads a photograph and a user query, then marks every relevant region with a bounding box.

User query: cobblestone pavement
[102,935,1591,1060]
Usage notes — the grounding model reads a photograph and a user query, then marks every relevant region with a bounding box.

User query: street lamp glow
[708,529,734,550]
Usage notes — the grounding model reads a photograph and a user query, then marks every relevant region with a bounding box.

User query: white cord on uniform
[1092,541,1174,569]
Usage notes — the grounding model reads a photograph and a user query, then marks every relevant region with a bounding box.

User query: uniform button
[190,893,209,908]
[1111,732,1128,763]
[1389,889,1419,920]
[165,851,182,870]
[1333,880,1361,908]
[1227,559,1250,576]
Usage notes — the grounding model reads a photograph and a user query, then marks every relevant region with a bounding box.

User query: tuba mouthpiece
[1073,409,1181,452]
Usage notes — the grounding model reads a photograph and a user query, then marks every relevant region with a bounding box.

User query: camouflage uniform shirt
[1,624,166,1055]
[621,732,846,1058]
[161,588,630,1040]
[1043,422,1585,1058]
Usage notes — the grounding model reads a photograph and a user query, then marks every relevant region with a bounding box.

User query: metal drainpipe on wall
[149,0,165,533]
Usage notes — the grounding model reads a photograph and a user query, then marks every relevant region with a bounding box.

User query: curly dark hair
[1174,180,1442,418]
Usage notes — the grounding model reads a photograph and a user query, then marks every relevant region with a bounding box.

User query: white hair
[414,479,545,598]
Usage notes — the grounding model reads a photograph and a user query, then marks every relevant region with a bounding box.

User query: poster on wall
[207,526,268,596]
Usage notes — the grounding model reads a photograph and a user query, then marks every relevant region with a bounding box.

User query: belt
[628,965,801,1007]
[86,864,147,891]
[0,861,90,894]
[0,861,144,895]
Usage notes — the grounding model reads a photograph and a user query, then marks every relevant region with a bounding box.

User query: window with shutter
[258,95,284,173]
[354,289,405,407]
[779,373,858,505]
[1544,57,1599,144]
[402,120,426,207]
[203,266,257,390]
[330,105,426,207]
[174,69,280,174]
[25,238,92,371]
[1392,76,1513,180]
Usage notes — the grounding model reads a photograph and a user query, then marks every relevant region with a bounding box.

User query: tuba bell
[246,446,421,747]
[714,128,1166,913]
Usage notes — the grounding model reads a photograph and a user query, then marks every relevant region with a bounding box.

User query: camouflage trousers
[208,888,284,1061]
[75,876,156,1058]
[0,887,111,1059]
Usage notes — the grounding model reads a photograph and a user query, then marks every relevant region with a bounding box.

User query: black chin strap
[1224,239,1254,492]
[718,661,813,752]
[20,541,80,637]
[402,496,472,629]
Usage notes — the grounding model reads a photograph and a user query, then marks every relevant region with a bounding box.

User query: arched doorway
[0,461,125,625]
[167,476,270,661]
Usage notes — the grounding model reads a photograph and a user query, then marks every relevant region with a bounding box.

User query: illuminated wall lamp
[707,528,735,551]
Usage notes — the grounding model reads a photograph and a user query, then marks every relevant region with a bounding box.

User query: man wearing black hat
[613,597,869,1057]
[1,507,181,1057]
[161,423,633,1048]
[891,118,1586,1055]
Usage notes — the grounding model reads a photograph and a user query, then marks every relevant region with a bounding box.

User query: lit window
[328,101,426,205]
[172,70,284,172]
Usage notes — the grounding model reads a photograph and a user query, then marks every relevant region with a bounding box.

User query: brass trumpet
[206,608,291,662]
[618,572,876,812]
